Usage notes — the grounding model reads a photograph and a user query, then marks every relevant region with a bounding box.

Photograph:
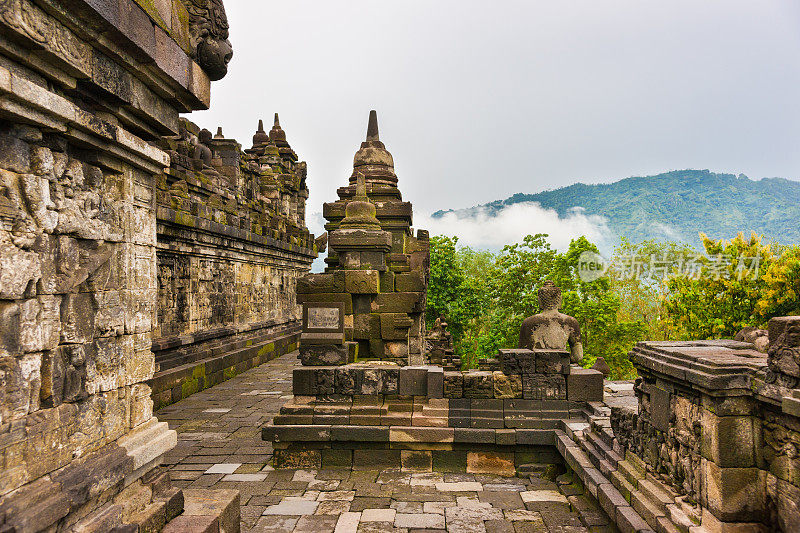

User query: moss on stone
[175,211,195,227]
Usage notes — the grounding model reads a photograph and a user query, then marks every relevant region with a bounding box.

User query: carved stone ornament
[184,0,233,81]
[766,321,800,389]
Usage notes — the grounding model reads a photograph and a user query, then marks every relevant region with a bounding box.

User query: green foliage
[757,244,800,318]
[427,234,643,378]
[664,233,774,339]
[607,238,695,342]
[425,236,484,343]
[427,231,800,379]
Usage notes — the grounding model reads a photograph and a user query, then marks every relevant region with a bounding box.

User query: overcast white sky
[190,1,800,244]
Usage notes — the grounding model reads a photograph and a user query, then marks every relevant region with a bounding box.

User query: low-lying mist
[417,202,612,252]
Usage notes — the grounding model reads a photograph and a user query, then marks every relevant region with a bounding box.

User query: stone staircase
[69,467,239,533]
[554,402,704,533]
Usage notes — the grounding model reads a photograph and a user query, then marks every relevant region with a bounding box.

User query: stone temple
[1,1,800,532]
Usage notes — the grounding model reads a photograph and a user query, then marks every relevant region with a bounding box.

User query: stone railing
[149,117,316,408]
[609,321,800,533]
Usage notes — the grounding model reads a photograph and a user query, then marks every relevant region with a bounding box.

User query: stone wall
[149,117,316,409]
[610,336,800,533]
[0,0,239,529]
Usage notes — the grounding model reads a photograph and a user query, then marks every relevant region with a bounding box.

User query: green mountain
[432,169,800,246]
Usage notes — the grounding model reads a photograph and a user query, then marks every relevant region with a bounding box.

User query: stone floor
[156,352,606,532]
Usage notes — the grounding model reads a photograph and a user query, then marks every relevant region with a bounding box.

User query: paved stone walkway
[156,352,600,532]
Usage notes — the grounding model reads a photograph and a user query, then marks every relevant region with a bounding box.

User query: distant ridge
[431,169,800,245]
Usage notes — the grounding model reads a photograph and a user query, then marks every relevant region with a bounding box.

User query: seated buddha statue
[518,280,584,364]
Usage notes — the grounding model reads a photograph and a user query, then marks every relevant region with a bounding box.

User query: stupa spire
[269,112,288,146]
[366,110,379,141]
[252,119,268,145]
[350,110,397,188]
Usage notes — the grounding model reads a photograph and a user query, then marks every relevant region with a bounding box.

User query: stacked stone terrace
[0,0,240,530]
[150,114,316,409]
[265,119,606,476]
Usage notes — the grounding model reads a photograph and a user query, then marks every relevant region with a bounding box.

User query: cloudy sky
[190,1,800,249]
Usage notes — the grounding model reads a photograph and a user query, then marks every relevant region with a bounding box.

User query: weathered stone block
[401,450,432,472]
[383,367,399,394]
[370,292,422,314]
[294,367,318,395]
[353,313,380,339]
[353,449,400,470]
[399,366,427,396]
[379,270,395,292]
[493,371,522,399]
[263,425,331,442]
[344,270,379,294]
[523,374,566,400]
[299,344,349,366]
[335,367,363,395]
[40,348,67,407]
[298,292,353,314]
[385,340,409,361]
[60,292,95,344]
[454,427,494,444]
[566,368,603,402]
[535,350,571,375]
[647,384,671,433]
[444,371,463,398]
[390,426,454,443]
[466,452,515,476]
[463,371,493,399]
[297,272,345,294]
[766,472,800,533]
[273,449,321,469]
[316,368,336,395]
[432,450,467,472]
[471,398,504,429]
[395,272,425,292]
[701,410,756,468]
[498,349,535,375]
[427,366,444,399]
[330,425,389,442]
[360,367,383,395]
[703,462,765,522]
[321,449,352,469]
[380,312,413,340]
[0,131,30,172]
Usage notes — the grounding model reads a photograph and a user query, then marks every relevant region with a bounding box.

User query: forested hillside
[432,170,800,244]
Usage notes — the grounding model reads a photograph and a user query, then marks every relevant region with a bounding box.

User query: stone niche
[149,115,316,409]
[609,331,800,533]
[0,0,238,530]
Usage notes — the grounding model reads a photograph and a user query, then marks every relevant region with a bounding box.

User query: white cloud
[651,222,681,241]
[416,201,612,251]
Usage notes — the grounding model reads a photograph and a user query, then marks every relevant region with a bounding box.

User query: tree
[757,244,800,319]
[607,238,695,342]
[429,234,642,377]
[664,232,774,339]
[425,236,483,344]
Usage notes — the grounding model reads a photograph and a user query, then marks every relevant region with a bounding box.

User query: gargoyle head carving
[185,0,233,81]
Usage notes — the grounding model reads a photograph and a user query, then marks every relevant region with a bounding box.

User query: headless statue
[518,280,584,364]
